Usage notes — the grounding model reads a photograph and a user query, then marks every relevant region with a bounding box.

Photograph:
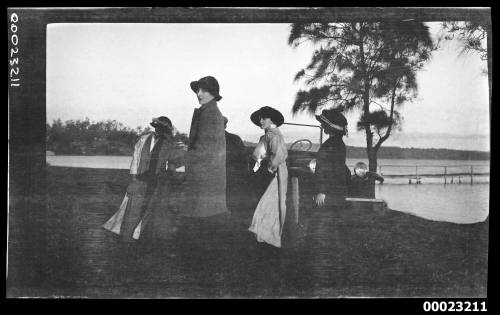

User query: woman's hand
[314,193,326,207]
[267,166,276,174]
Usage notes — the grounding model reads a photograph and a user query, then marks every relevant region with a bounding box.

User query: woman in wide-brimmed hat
[312,107,349,209]
[301,108,350,283]
[182,75,228,218]
[248,106,288,248]
[189,76,222,102]
[103,116,185,242]
[176,76,230,278]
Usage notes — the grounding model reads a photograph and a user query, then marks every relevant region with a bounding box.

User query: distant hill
[243,141,490,160]
[345,146,490,160]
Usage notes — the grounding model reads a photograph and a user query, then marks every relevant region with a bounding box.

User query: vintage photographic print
[7,7,490,302]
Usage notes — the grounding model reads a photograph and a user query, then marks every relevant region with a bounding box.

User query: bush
[46,118,188,155]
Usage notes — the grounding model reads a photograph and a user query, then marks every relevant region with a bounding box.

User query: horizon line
[241,140,490,153]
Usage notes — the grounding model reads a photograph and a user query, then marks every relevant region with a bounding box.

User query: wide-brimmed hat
[250,106,285,127]
[150,116,173,130]
[190,76,222,102]
[315,108,347,135]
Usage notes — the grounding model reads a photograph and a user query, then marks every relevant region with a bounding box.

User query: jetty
[368,164,490,185]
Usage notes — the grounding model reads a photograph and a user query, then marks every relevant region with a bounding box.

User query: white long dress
[248,127,288,248]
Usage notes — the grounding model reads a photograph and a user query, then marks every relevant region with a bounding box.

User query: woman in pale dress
[102,116,185,242]
[248,106,288,248]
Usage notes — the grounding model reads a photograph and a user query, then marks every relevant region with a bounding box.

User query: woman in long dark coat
[102,116,185,241]
[313,108,349,208]
[183,76,229,218]
[174,76,231,280]
[303,108,349,288]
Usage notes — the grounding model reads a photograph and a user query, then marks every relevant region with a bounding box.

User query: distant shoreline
[244,142,491,161]
[344,145,490,161]
[47,143,490,161]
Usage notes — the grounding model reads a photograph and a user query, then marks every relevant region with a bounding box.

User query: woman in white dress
[248,106,288,248]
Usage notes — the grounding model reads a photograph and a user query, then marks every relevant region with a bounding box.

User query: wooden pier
[370,164,490,185]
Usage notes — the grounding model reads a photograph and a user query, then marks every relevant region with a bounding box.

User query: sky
[46,23,490,151]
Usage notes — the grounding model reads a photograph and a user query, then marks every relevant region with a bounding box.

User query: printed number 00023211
[423,301,487,312]
[9,13,20,87]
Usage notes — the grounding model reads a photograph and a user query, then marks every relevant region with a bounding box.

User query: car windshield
[279,123,322,152]
[240,123,323,153]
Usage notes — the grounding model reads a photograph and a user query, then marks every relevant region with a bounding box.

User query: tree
[46,118,190,155]
[441,21,492,106]
[441,21,488,61]
[289,22,435,196]
[173,131,189,145]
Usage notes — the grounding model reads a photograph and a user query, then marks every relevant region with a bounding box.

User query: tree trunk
[367,148,378,199]
[358,23,377,198]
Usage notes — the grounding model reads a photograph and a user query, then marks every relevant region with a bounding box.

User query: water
[46,155,133,169]
[46,156,490,175]
[346,158,490,185]
[46,155,489,224]
[376,184,489,224]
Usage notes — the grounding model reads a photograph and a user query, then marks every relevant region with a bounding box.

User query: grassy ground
[7,166,488,298]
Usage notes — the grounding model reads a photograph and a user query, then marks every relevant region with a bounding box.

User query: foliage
[172,129,189,145]
[288,22,435,173]
[357,110,403,134]
[441,21,488,61]
[46,118,189,155]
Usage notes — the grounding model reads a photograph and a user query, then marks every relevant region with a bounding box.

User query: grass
[6,166,488,298]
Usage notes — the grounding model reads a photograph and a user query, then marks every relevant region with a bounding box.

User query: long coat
[183,100,229,217]
[248,127,288,248]
[225,131,247,170]
[314,135,348,206]
[103,133,185,240]
[225,131,249,212]
[129,133,183,177]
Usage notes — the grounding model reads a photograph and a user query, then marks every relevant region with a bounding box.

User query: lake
[46,155,489,224]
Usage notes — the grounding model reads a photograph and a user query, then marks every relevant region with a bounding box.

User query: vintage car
[231,122,386,218]
[242,123,383,192]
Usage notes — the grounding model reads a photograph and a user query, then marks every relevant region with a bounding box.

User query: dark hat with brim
[250,106,285,127]
[190,76,222,102]
[150,116,173,130]
[315,108,347,134]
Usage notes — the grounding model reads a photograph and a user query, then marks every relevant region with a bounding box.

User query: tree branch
[374,77,400,150]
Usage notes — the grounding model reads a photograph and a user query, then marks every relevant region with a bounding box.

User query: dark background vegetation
[46,118,189,155]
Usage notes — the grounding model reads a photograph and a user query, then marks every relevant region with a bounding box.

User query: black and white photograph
[7,7,491,303]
